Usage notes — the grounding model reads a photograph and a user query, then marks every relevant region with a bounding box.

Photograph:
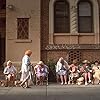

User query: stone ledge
[14,39,32,43]
[45,44,100,50]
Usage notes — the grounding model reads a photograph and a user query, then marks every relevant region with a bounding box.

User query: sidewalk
[0,84,100,99]
[1,84,100,93]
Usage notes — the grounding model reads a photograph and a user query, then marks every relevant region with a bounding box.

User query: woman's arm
[3,67,9,75]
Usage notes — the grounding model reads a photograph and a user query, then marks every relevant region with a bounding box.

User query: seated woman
[3,60,17,87]
[34,61,48,85]
[56,57,69,85]
[79,60,92,85]
[92,61,100,84]
[69,59,79,84]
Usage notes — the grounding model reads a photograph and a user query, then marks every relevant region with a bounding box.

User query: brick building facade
[0,0,100,69]
[41,0,100,64]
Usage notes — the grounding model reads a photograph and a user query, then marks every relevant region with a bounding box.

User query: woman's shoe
[88,80,91,83]
[61,82,63,85]
[64,82,67,85]
[24,86,31,88]
[85,82,88,85]
[20,84,24,88]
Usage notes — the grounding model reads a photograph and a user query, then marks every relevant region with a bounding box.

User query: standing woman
[20,50,32,88]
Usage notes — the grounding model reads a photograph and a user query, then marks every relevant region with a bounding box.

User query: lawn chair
[34,64,49,86]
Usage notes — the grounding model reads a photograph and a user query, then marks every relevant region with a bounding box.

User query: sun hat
[38,61,44,65]
[82,60,90,64]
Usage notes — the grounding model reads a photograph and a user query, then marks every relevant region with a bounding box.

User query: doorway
[0,35,5,68]
[0,0,6,70]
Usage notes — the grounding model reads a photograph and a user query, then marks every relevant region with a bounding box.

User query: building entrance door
[0,0,6,70]
[0,34,5,70]
[0,36,5,65]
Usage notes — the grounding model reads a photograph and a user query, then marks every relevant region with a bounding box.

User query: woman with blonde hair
[20,50,32,88]
[4,60,17,86]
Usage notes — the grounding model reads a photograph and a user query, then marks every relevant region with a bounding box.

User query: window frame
[54,0,70,33]
[17,18,29,39]
[78,1,93,33]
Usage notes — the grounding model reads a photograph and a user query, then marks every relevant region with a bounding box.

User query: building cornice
[45,44,100,50]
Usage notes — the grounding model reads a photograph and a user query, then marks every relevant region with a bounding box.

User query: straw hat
[72,59,78,64]
[82,60,90,64]
[7,60,12,66]
[38,61,44,65]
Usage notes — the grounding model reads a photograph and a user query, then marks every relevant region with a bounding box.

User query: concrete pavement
[0,84,100,100]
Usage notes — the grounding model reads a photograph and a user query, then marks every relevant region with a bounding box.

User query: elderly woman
[79,60,92,85]
[69,59,79,84]
[56,57,69,85]
[20,50,32,88]
[34,61,48,85]
[4,60,17,86]
[92,61,100,84]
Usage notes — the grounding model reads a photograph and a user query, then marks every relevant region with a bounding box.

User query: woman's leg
[25,81,29,88]
[38,76,42,85]
[5,75,9,87]
[56,74,60,83]
[88,72,91,83]
[40,76,44,85]
[60,75,64,85]
[7,74,12,86]
[84,73,88,85]
[20,74,30,87]
[64,75,67,84]
[11,74,16,86]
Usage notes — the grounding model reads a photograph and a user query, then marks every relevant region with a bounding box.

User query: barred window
[54,0,70,33]
[78,1,93,33]
[17,18,29,39]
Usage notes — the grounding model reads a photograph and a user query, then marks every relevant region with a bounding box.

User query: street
[0,84,100,100]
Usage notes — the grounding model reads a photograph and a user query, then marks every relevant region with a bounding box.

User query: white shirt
[56,60,69,73]
[21,55,31,73]
[4,66,17,75]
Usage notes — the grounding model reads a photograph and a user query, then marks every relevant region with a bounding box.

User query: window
[78,1,93,33]
[17,18,29,39]
[54,0,70,33]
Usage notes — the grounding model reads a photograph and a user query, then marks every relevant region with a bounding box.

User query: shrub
[46,59,57,82]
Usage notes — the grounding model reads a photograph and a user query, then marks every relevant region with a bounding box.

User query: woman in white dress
[20,50,32,88]
[56,57,69,85]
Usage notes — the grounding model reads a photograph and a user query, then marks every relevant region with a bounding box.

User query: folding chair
[34,65,49,86]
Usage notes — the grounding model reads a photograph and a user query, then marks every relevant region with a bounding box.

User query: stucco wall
[6,0,40,64]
